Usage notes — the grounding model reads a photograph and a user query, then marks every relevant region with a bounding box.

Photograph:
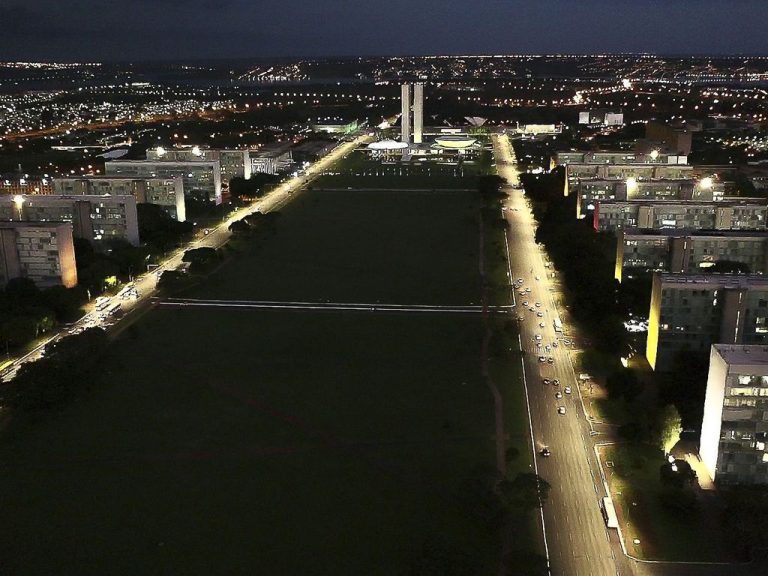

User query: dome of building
[367,140,409,150]
[434,136,477,149]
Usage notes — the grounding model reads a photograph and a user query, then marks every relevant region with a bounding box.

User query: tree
[656,404,682,454]
[500,473,551,510]
[605,369,643,402]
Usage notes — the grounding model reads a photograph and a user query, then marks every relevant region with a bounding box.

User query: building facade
[700,345,768,485]
[646,274,768,371]
[104,159,222,204]
[0,194,140,246]
[575,178,722,219]
[553,150,688,167]
[594,199,768,233]
[53,176,186,221]
[616,229,768,282]
[146,147,251,181]
[0,221,77,288]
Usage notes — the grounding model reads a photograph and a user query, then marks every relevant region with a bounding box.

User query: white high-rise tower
[413,83,424,144]
[400,84,412,144]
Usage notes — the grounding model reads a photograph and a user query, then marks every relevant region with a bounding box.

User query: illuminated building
[564,163,694,181]
[0,221,77,288]
[311,119,359,135]
[146,147,251,181]
[575,178,723,219]
[53,176,186,221]
[413,83,424,144]
[646,274,768,371]
[616,229,768,282]
[552,150,687,166]
[578,110,624,126]
[399,82,425,145]
[701,344,768,485]
[105,159,222,205]
[594,199,768,233]
[0,177,54,196]
[400,84,411,144]
[0,194,139,246]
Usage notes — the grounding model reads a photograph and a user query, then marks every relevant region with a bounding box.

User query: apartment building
[700,344,768,485]
[0,194,140,246]
[552,150,688,167]
[646,274,768,371]
[0,221,77,288]
[594,199,768,233]
[53,176,186,222]
[616,229,768,281]
[575,178,722,219]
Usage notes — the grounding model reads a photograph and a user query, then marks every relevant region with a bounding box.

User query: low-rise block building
[0,221,77,287]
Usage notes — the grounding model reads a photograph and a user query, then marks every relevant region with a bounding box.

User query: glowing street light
[650,149,659,160]
[700,177,713,189]
[156,146,166,157]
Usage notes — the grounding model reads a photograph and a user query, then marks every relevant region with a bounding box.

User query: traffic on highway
[494,134,626,576]
[0,132,372,383]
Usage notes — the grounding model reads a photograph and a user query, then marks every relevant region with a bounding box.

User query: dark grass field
[0,185,531,575]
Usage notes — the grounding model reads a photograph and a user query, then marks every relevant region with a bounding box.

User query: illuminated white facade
[0,222,77,288]
[400,84,411,144]
[701,345,768,485]
[0,194,140,246]
[105,159,222,205]
[413,83,424,144]
[53,176,186,222]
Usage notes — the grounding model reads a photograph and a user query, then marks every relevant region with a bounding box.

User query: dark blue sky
[2,0,767,61]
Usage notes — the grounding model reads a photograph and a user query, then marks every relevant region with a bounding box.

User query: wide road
[1,132,372,382]
[493,134,625,576]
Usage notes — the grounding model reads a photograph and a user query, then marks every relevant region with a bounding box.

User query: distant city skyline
[2,0,768,62]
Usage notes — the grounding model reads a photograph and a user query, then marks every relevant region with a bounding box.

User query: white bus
[601,497,619,529]
[553,318,563,333]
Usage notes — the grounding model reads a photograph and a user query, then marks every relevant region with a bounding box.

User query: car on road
[535,302,541,307]
[564,386,572,394]
[519,290,526,296]
[517,278,524,284]
[540,447,551,457]
[522,301,529,307]
[525,288,531,293]
[539,322,546,328]
[552,341,558,348]
[529,307,535,312]
[547,357,554,364]
[537,312,544,318]
[552,379,560,386]
[538,356,547,363]
[558,406,566,415]
[555,392,563,399]
[543,378,550,385]
[535,276,540,281]
[535,334,542,341]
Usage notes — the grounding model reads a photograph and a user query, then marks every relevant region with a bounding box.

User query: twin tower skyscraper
[400,83,424,144]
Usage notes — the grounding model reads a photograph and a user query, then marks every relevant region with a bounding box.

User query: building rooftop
[713,344,768,368]
[623,228,768,239]
[658,273,768,288]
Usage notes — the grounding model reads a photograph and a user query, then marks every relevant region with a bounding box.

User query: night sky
[2,0,767,61]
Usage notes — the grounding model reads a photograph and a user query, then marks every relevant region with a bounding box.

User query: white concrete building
[105,159,222,205]
[53,176,186,221]
[701,344,768,485]
[0,194,140,246]
[0,221,77,288]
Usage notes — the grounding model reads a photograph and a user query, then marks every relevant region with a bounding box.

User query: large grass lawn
[0,185,531,575]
